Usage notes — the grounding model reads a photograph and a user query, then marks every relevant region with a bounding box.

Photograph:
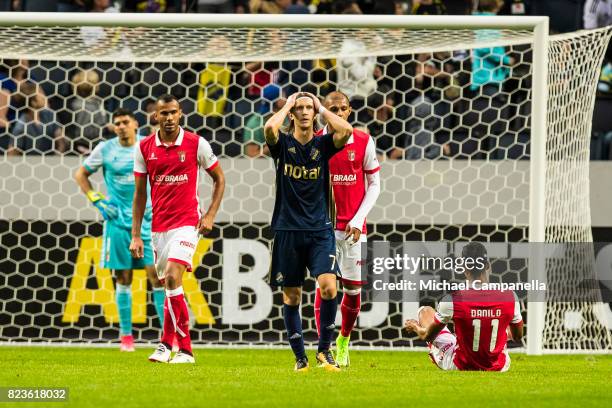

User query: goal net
[0,13,610,353]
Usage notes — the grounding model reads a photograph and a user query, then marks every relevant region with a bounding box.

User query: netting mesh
[0,25,534,62]
[0,21,610,350]
[544,28,612,350]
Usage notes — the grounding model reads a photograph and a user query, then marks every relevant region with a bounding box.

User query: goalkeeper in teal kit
[74,108,165,351]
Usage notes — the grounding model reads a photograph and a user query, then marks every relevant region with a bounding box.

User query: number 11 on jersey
[472,318,500,352]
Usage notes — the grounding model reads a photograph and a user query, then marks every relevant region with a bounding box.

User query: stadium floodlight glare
[0,13,610,355]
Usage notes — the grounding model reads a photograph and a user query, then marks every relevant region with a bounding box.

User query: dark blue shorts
[269,229,339,287]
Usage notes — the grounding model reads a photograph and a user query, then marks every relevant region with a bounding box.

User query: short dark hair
[461,242,489,276]
[324,90,350,106]
[478,0,503,13]
[156,94,180,105]
[112,108,136,121]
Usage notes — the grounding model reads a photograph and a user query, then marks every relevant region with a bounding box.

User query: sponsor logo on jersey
[179,240,196,249]
[284,163,321,180]
[153,173,189,185]
[347,149,355,161]
[331,173,357,184]
[178,150,186,162]
[288,147,296,154]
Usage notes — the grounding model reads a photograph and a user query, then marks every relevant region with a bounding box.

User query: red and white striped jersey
[316,127,380,233]
[134,127,218,232]
[434,289,522,371]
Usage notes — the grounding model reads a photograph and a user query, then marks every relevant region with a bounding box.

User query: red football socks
[314,287,322,336]
[340,292,361,338]
[161,287,192,354]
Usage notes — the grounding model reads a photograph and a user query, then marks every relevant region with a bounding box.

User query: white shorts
[428,329,511,372]
[152,226,199,281]
[334,230,367,286]
[428,328,459,371]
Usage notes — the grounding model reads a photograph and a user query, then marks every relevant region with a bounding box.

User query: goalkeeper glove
[86,190,118,221]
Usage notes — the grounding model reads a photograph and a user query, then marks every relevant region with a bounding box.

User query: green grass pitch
[1,347,610,408]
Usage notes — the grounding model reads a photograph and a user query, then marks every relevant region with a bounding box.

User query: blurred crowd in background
[0,0,610,160]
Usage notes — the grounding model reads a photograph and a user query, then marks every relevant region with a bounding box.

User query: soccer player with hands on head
[130,94,225,364]
[314,91,381,367]
[264,91,352,372]
[404,242,524,372]
[74,108,166,353]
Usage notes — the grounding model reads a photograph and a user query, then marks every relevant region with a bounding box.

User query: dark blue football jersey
[268,132,341,231]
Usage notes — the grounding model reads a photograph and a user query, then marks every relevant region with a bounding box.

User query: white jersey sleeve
[133,140,147,175]
[511,292,523,324]
[434,294,454,324]
[347,136,380,231]
[82,141,105,174]
[197,137,218,171]
[363,136,380,173]
[349,171,380,232]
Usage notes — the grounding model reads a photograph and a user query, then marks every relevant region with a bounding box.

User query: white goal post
[0,13,610,355]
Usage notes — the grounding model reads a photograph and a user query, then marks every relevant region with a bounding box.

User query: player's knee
[319,284,337,300]
[146,266,162,287]
[163,264,184,288]
[283,290,301,305]
[165,274,177,289]
[116,270,132,285]
[148,274,163,288]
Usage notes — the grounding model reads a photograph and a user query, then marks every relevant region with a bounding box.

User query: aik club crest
[347,149,355,161]
[178,150,186,162]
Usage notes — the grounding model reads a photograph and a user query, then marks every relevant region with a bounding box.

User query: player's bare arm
[74,160,118,221]
[508,321,524,342]
[264,92,297,146]
[305,92,353,148]
[74,166,94,194]
[129,175,147,259]
[404,318,445,343]
[198,164,225,235]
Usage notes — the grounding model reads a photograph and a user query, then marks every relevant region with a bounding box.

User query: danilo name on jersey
[471,309,502,318]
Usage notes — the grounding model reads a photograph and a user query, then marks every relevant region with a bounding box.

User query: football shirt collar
[155,127,185,147]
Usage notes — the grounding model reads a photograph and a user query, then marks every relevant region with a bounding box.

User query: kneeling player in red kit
[405,242,524,371]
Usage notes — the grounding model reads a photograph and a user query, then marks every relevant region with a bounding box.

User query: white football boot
[169,351,195,364]
[148,343,171,363]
